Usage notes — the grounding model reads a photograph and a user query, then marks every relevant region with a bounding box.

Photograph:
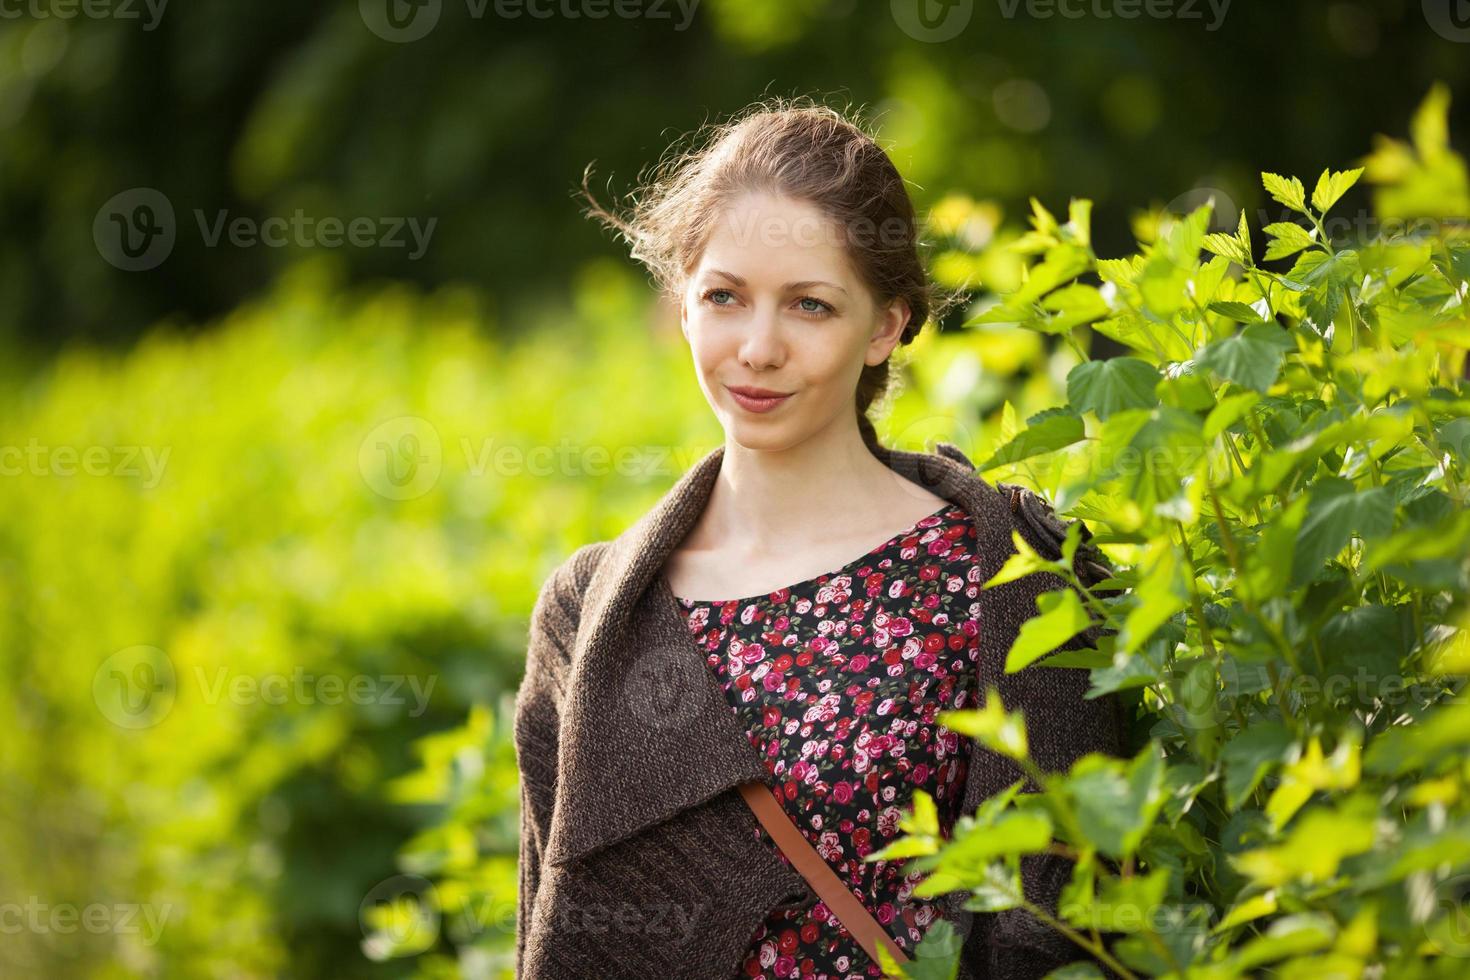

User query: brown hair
[577,94,962,452]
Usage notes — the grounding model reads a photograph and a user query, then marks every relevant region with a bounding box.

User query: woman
[514,97,1125,980]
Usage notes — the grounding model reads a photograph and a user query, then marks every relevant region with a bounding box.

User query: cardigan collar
[542,438,1016,870]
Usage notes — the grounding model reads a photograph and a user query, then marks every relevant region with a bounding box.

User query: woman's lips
[726,386,793,414]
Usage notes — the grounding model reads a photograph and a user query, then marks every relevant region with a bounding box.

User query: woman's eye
[798,297,830,315]
[704,288,734,305]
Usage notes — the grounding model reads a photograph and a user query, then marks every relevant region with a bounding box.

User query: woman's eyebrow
[707,269,848,294]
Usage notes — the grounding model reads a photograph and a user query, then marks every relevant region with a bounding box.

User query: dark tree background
[2,0,1466,356]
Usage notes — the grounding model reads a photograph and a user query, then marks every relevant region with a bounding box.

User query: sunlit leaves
[1232,797,1376,887]
[1117,537,1190,654]
[1067,357,1162,420]
[1006,588,1094,672]
[899,84,1470,978]
[1310,167,1364,212]
[1195,323,1296,392]
[978,406,1085,471]
[1262,172,1308,213]
[1261,221,1316,261]
[939,687,1028,762]
[1290,478,1396,588]
[1067,746,1167,860]
[1264,732,1363,831]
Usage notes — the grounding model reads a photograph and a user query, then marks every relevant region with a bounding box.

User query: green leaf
[938,811,1054,867]
[1240,494,1310,604]
[1231,800,1376,888]
[1221,720,1292,809]
[1066,197,1092,248]
[1118,540,1189,654]
[1262,171,1308,213]
[1138,254,1191,316]
[877,914,964,979]
[1262,221,1316,261]
[939,687,1029,761]
[1212,892,1278,934]
[1095,406,1208,517]
[948,861,1023,911]
[1231,913,1337,971]
[1203,390,1260,439]
[1040,282,1110,333]
[1201,231,1248,264]
[1063,867,1171,933]
[1068,746,1167,860]
[1006,588,1094,672]
[1208,300,1267,324]
[1310,166,1364,213]
[1067,357,1162,421]
[985,533,1063,588]
[978,407,1085,471]
[1290,478,1396,588]
[1195,322,1296,392]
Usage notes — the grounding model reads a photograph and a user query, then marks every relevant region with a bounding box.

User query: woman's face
[680,192,911,451]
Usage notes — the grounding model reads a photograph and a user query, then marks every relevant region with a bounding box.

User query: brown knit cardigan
[513,440,1126,979]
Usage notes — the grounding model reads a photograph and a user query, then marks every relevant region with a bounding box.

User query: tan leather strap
[737,780,910,969]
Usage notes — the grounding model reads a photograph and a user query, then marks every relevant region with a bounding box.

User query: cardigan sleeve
[512,542,603,977]
[962,497,1128,980]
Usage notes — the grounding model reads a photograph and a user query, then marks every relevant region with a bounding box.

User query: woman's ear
[865,296,912,366]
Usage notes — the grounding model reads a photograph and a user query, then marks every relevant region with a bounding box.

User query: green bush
[878,83,1470,979]
[0,255,712,978]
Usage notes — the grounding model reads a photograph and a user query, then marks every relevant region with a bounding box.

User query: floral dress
[670,502,983,980]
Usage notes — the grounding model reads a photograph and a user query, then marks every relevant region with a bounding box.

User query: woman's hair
[578,94,963,451]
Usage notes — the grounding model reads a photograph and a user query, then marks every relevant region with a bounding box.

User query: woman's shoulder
[532,539,613,637]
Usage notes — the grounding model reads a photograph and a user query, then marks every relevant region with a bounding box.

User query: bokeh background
[1,1,1466,977]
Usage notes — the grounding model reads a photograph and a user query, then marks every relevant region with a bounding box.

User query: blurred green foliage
[0,252,722,977]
